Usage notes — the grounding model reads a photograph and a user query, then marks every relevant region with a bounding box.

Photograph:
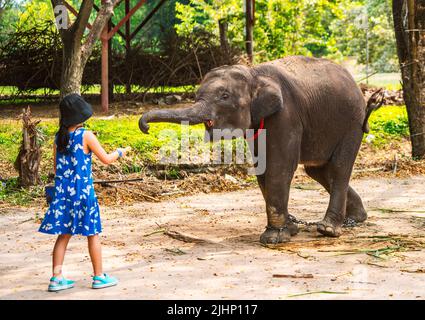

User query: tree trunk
[245,0,254,63]
[219,19,229,57]
[108,19,114,102]
[60,36,85,98]
[51,0,117,98]
[14,107,41,187]
[393,0,425,159]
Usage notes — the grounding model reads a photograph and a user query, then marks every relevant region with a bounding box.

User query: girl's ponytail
[56,124,70,153]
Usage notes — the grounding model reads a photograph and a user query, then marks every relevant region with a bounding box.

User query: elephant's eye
[221,93,230,100]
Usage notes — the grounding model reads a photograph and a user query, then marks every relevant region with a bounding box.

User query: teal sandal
[48,276,75,292]
[92,273,118,289]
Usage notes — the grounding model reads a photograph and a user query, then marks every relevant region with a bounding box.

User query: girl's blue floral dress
[39,128,102,236]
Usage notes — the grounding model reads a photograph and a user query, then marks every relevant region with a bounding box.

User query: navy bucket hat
[59,94,93,126]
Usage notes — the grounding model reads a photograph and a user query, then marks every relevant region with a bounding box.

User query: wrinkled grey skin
[139,56,381,244]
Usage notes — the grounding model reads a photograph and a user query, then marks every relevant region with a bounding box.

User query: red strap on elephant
[245,118,265,141]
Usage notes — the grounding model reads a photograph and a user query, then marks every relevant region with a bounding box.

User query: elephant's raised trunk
[139,102,209,133]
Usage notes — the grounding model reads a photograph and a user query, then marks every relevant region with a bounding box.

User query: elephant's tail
[363,88,385,133]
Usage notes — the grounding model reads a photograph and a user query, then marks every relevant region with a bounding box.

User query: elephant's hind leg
[304,167,367,223]
[306,129,363,237]
[304,164,344,236]
[346,188,367,222]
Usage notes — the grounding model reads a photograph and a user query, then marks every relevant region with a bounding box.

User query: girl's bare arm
[85,131,130,165]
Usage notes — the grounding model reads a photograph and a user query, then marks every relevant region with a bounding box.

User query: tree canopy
[0,0,398,73]
[175,0,397,71]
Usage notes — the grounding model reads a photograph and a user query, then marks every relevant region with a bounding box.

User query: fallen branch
[357,234,425,239]
[400,268,425,273]
[164,248,186,255]
[371,207,425,214]
[164,230,212,244]
[287,291,348,298]
[273,274,314,279]
[143,228,167,237]
[366,262,389,268]
[95,177,145,184]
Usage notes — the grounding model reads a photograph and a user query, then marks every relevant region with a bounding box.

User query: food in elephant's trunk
[139,56,384,244]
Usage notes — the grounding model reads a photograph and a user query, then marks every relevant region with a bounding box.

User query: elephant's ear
[251,76,284,126]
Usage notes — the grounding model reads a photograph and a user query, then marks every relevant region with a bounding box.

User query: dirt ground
[1,175,425,300]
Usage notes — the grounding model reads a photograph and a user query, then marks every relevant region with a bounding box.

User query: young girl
[39,94,131,292]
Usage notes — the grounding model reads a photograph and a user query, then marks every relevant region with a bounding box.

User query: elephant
[139,56,384,244]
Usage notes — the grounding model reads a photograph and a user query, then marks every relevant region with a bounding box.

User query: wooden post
[99,0,149,112]
[125,0,131,94]
[108,19,114,102]
[245,0,254,63]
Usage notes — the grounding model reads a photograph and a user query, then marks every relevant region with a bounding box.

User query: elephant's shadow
[187,225,324,250]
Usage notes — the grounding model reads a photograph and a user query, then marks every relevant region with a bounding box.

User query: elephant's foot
[260,226,291,244]
[287,220,299,236]
[346,206,367,223]
[316,218,342,237]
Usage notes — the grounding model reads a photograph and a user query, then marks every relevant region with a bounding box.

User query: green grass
[354,73,402,90]
[0,86,59,97]
[0,116,205,205]
[0,85,197,97]
[365,105,409,146]
[0,105,409,206]
[86,116,206,164]
[0,84,198,106]
[35,105,408,158]
[0,177,46,206]
[0,115,207,171]
[0,105,409,168]
[0,73,400,99]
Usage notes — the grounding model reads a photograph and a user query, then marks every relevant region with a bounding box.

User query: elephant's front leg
[259,169,297,244]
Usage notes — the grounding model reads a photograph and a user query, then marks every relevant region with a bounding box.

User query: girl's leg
[88,235,103,276]
[52,234,72,277]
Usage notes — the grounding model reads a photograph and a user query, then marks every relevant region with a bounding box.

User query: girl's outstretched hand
[86,131,132,165]
[118,146,132,158]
